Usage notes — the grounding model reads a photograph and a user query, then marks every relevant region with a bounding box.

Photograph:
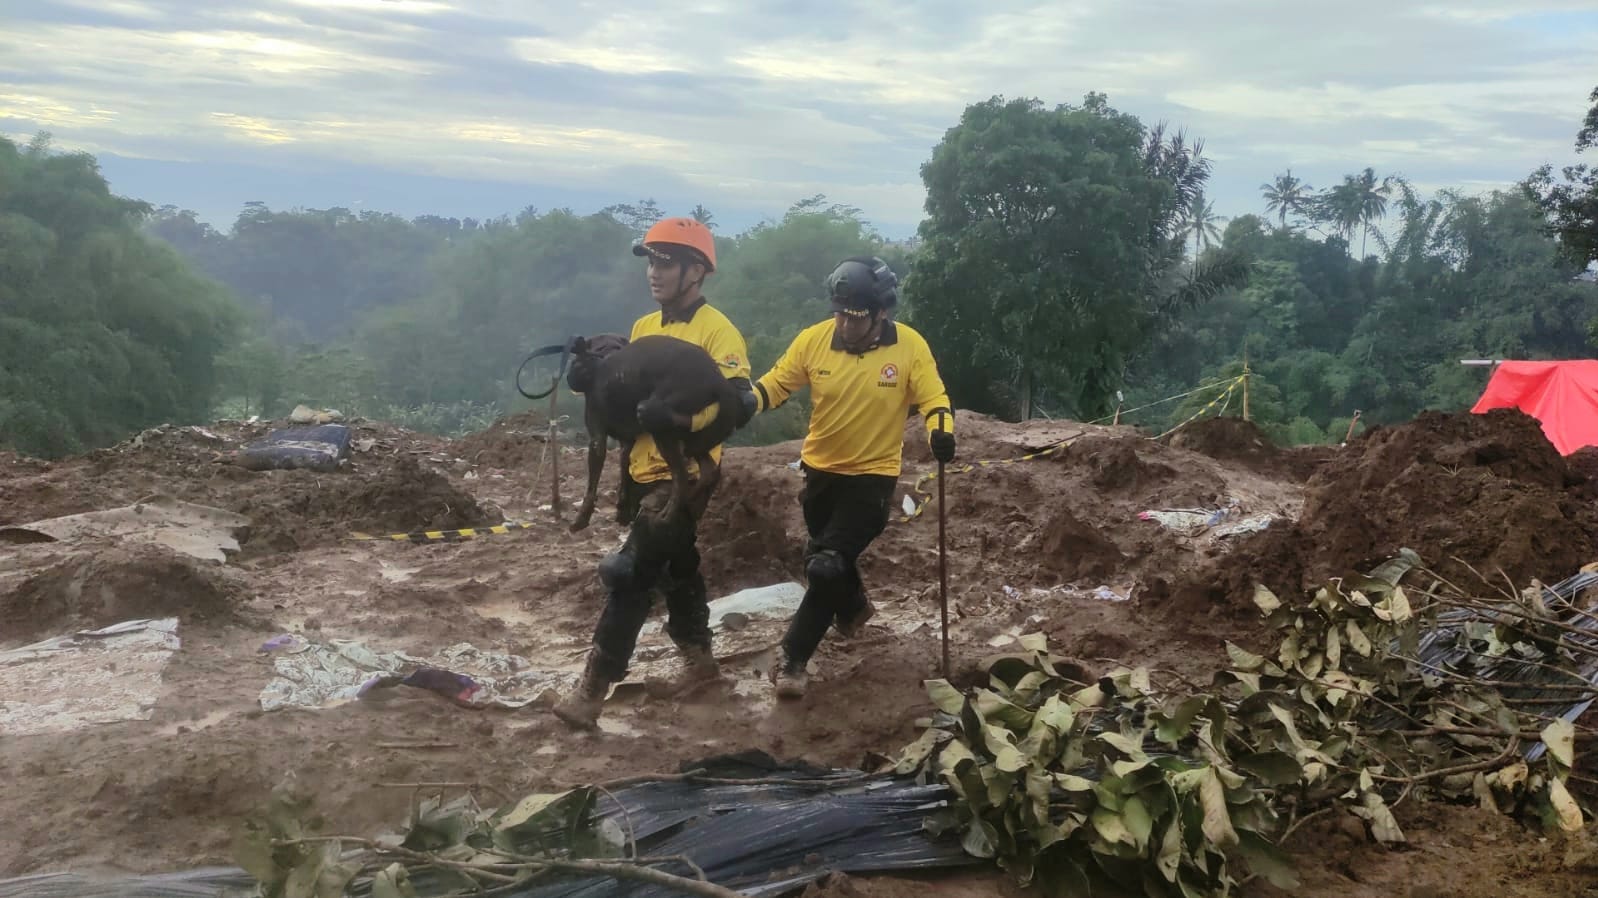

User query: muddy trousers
[780,466,897,669]
[588,481,713,684]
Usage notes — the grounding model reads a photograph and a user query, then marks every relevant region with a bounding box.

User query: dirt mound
[1036,507,1125,581]
[452,410,556,470]
[1,543,240,642]
[1300,408,1591,584]
[1567,446,1598,500]
[1067,436,1177,494]
[1159,409,1598,618]
[698,452,806,590]
[234,455,501,555]
[1166,416,1282,468]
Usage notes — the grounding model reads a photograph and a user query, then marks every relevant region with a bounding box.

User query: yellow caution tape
[1153,375,1246,440]
[348,522,538,543]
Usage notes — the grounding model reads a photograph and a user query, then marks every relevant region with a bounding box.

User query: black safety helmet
[826,256,898,316]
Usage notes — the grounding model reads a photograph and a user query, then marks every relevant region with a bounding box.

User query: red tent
[1470,360,1598,455]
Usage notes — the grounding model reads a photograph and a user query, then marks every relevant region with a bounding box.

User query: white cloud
[2,0,1593,233]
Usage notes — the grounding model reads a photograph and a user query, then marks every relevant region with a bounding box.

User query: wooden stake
[547,375,562,517]
[1241,357,1251,422]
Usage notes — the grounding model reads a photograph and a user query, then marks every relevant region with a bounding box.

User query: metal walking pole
[936,411,950,680]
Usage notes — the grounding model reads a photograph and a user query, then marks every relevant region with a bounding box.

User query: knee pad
[804,549,849,588]
[598,550,640,592]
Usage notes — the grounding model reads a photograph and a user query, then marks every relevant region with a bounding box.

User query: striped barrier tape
[1153,375,1246,440]
[348,522,538,543]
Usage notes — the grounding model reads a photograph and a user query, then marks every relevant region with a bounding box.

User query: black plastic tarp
[0,753,974,898]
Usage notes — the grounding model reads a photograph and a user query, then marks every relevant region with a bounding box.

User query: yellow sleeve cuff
[689,403,720,432]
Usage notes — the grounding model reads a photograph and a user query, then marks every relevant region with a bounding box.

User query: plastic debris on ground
[1002,584,1128,603]
[288,404,345,425]
[0,618,180,736]
[257,635,564,712]
[232,423,352,472]
[1137,499,1279,539]
[0,495,250,563]
[0,752,978,898]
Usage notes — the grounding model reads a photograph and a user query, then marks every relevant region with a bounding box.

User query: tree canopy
[3,85,1595,458]
[0,134,241,457]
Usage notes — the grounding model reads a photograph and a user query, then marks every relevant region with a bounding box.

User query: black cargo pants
[588,480,714,683]
[780,465,898,668]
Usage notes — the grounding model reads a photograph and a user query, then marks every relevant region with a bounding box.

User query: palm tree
[1352,167,1392,258]
[1261,170,1312,229]
[689,204,716,229]
[1185,189,1224,257]
[1312,178,1366,253]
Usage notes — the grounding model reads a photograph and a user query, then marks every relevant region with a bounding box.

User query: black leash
[516,342,571,400]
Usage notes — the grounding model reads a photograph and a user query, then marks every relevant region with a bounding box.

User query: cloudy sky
[4,0,1596,238]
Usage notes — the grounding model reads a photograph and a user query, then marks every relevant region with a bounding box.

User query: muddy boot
[772,649,809,700]
[553,657,612,731]
[834,594,876,639]
[644,642,722,698]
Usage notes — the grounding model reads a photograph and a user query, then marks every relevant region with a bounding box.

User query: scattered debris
[0,495,249,563]
[0,618,180,736]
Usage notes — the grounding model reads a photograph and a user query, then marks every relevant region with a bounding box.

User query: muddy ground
[1,408,1595,896]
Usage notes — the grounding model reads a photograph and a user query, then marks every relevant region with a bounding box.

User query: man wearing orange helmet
[554,216,758,730]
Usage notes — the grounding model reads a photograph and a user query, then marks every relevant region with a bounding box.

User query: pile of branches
[892,549,1593,897]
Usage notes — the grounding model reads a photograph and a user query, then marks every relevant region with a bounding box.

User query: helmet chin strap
[662,258,706,309]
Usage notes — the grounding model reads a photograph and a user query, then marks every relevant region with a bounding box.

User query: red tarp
[1470,360,1598,455]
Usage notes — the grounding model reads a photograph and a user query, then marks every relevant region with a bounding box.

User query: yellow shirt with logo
[754,319,954,477]
[624,300,751,484]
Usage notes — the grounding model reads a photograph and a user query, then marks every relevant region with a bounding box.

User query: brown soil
[451,409,557,471]
[1,543,243,642]
[1158,408,1598,617]
[0,407,1592,898]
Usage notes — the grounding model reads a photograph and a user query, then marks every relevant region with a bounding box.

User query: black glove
[930,430,956,464]
[732,379,758,428]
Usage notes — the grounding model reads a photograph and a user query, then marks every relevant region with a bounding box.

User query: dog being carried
[564,332,743,533]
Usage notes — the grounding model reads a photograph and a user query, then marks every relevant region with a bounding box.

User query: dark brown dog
[564,333,740,533]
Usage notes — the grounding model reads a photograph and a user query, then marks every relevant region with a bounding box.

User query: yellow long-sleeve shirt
[624,299,751,484]
[755,319,953,477]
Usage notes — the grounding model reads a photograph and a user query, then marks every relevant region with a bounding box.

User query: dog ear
[567,335,588,354]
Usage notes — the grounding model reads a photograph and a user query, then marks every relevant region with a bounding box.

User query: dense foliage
[0,135,241,458]
[3,85,1595,457]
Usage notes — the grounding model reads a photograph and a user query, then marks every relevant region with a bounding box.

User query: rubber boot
[553,655,612,730]
[772,648,809,700]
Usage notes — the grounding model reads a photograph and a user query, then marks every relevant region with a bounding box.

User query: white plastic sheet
[0,618,180,736]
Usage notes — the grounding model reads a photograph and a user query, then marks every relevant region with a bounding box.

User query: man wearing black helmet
[748,255,956,698]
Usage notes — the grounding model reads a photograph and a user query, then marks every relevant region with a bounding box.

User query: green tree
[910,95,1247,421]
[0,134,242,457]
[1261,170,1313,229]
[1523,85,1598,269]
[1184,189,1224,257]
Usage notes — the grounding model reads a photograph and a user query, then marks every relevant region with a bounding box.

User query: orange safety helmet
[631,216,717,272]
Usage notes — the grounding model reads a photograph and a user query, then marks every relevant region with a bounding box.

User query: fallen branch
[1367,739,1521,785]
[374,780,514,805]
